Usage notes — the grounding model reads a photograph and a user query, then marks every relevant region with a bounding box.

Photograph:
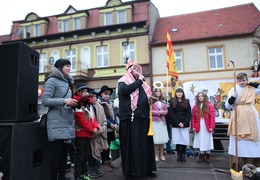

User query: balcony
[38,61,89,83]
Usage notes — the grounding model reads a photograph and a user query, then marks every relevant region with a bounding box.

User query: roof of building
[151,3,260,45]
[0,35,10,44]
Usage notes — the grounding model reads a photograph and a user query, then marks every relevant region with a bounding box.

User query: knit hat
[54,59,71,69]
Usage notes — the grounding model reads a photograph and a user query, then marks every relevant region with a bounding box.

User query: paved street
[66,151,246,180]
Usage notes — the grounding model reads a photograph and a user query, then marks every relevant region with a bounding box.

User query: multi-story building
[0,0,160,101]
[151,3,260,126]
[151,3,260,89]
[1,1,260,101]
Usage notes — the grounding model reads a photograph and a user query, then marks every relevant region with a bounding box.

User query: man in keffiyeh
[118,60,157,179]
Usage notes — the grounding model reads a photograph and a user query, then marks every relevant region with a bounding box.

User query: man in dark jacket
[118,60,157,179]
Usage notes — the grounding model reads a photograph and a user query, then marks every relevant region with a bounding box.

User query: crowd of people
[1,59,256,180]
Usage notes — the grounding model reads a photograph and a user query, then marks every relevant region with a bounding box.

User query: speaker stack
[0,42,51,180]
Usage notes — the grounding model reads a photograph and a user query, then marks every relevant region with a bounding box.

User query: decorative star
[190,84,196,94]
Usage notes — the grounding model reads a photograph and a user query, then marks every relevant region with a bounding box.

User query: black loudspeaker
[0,42,39,122]
[0,122,51,180]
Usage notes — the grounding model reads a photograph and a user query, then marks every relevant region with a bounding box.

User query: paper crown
[194,87,208,95]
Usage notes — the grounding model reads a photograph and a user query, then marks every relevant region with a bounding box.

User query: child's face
[155,90,161,97]
[101,90,110,101]
[91,94,97,103]
[237,76,248,87]
[176,91,183,98]
[198,93,204,102]
[79,89,88,96]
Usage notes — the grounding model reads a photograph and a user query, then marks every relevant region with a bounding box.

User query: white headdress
[153,81,163,91]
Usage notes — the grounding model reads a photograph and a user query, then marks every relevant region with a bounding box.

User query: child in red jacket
[73,83,99,180]
[191,92,215,163]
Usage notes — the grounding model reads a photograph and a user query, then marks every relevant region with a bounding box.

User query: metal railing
[40,61,88,77]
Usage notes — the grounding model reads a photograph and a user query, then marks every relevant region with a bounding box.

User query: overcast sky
[0,0,259,35]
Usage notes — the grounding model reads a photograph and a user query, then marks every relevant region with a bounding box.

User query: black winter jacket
[168,99,191,128]
[118,80,150,121]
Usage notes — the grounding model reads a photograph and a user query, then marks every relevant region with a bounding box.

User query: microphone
[137,73,145,81]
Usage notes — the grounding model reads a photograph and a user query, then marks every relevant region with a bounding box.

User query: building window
[51,50,59,63]
[258,46,260,60]
[62,19,69,32]
[81,47,90,69]
[73,18,81,30]
[208,47,224,69]
[39,53,47,73]
[23,26,30,38]
[34,24,41,37]
[96,46,108,67]
[122,42,135,64]
[117,10,126,24]
[175,51,183,72]
[66,49,76,72]
[104,12,113,26]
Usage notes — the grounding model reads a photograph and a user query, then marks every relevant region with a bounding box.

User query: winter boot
[177,153,181,162]
[101,163,113,172]
[198,154,204,163]
[75,174,87,180]
[94,165,104,177]
[176,145,181,162]
[181,153,186,162]
[181,145,187,162]
[88,167,99,178]
[83,174,91,180]
[205,153,211,163]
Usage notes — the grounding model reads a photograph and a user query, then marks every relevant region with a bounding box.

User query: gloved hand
[248,82,260,88]
[228,96,236,105]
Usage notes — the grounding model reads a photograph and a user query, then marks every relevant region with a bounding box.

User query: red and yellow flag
[166,30,178,81]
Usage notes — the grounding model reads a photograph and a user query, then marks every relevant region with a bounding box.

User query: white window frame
[122,42,135,64]
[65,49,77,72]
[81,47,90,69]
[23,26,30,38]
[104,12,113,26]
[96,46,108,68]
[73,17,81,30]
[39,53,47,73]
[62,19,69,32]
[117,10,126,24]
[175,51,183,72]
[258,46,260,61]
[51,50,60,64]
[34,24,41,37]
[208,47,224,70]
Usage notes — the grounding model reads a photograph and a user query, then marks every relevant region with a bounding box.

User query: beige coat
[228,86,259,141]
[90,101,109,160]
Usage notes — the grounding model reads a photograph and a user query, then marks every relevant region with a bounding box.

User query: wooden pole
[228,60,238,172]
[167,68,169,102]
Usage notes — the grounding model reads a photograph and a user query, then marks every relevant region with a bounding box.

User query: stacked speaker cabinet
[0,41,39,122]
[0,122,51,180]
[0,42,51,180]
